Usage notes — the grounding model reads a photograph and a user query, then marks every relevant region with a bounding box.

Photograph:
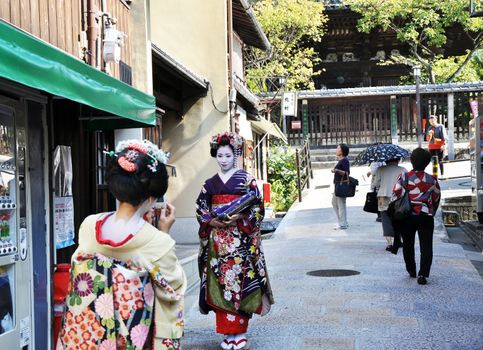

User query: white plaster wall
[232,33,244,81]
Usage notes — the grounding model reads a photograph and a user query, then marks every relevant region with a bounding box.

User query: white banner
[282,92,297,117]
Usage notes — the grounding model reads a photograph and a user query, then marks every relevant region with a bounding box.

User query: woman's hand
[209,217,227,228]
[158,203,176,233]
[223,213,243,225]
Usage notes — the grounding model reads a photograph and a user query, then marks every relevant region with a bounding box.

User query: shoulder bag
[363,191,378,213]
[388,175,411,220]
[335,172,359,198]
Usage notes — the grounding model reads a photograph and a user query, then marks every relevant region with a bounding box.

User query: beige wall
[130,0,153,94]
[150,0,230,217]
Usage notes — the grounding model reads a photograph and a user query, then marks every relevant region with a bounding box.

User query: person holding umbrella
[367,161,385,222]
[373,158,407,251]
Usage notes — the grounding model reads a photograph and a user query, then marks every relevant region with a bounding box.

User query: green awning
[0,20,155,126]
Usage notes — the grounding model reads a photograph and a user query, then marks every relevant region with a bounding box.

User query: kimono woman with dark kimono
[196,132,274,350]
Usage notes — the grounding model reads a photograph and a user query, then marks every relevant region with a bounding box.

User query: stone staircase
[309,142,470,170]
[310,147,368,169]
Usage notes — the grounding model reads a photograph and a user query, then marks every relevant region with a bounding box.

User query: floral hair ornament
[104,139,169,173]
[210,132,244,150]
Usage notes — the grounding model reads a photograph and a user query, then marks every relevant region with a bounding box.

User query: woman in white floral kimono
[196,133,274,350]
[57,140,186,350]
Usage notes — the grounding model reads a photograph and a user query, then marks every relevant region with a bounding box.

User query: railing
[295,137,314,201]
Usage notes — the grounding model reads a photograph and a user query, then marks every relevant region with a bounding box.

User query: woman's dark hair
[106,150,168,206]
[339,143,349,156]
[387,158,400,164]
[210,135,235,157]
[410,148,431,171]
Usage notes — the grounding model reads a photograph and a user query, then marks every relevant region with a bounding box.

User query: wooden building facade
[0,2,154,349]
[279,83,483,148]
[0,0,133,83]
[313,4,474,89]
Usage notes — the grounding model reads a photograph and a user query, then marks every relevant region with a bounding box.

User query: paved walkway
[182,164,483,350]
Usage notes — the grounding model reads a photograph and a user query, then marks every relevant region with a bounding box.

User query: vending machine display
[0,267,13,335]
[0,164,17,255]
[0,106,22,347]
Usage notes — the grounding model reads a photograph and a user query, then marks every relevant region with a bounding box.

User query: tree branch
[447,44,483,83]
[446,30,483,83]
[412,45,435,84]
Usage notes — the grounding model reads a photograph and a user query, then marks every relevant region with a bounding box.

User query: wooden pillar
[447,92,455,160]
[390,95,398,144]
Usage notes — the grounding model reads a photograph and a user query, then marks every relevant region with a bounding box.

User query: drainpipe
[227,0,234,131]
[87,0,99,67]
[97,0,108,70]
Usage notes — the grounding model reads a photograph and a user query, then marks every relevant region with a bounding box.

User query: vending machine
[0,105,33,349]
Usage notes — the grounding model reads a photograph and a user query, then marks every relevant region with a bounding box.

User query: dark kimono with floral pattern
[196,170,274,321]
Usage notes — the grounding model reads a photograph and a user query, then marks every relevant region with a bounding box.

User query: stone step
[307,142,473,170]
[310,148,366,156]
[310,154,361,162]
[311,161,338,169]
[311,155,338,162]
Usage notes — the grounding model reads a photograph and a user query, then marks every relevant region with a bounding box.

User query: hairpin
[103,150,117,158]
[147,159,159,173]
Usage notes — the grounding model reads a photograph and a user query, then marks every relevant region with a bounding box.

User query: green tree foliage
[245,0,327,93]
[267,146,298,211]
[345,0,483,83]
[399,50,483,84]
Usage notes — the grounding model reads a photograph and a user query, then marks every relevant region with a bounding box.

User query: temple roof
[258,82,483,100]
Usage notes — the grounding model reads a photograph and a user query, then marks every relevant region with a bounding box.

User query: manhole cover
[307,269,360,277]
[315,185,330,189]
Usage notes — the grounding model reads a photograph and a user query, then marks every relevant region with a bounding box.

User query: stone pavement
[181,164,483,350]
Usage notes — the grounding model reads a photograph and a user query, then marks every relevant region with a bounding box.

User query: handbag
[388,176,411,220]
[363,191,378,213]
[335,173,359,198]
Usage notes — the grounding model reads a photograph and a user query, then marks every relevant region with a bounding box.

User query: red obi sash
[212,194,240,205]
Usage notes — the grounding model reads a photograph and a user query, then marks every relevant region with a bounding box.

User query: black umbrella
[353,143,410,166]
